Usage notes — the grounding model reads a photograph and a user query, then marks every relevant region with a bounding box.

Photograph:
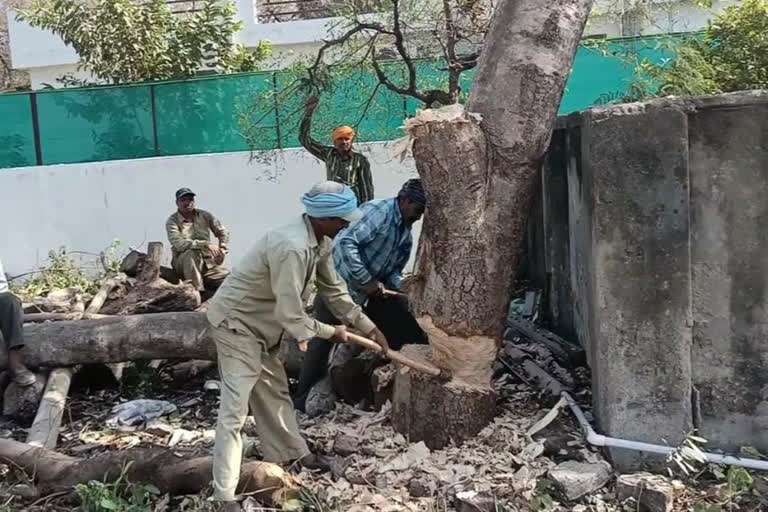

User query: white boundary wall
[0,142,419,277]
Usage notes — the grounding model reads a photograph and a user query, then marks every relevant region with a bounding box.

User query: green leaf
[99,497,118,510]
[727,466,754,494]
[143,483,161,495]
[282,499,304,511]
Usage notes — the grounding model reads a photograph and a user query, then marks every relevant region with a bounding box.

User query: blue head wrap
[301,181,362,221]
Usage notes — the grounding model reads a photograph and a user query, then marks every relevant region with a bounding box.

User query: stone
[333,433,360,456]
[616,472,683,512]
[548,460,612,501]
[407,476,431,498]
[306,376,336,418]
[455,490,495,512]
[3,373,46,423]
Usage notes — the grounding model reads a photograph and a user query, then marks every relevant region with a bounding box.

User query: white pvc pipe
[561,392,768,472]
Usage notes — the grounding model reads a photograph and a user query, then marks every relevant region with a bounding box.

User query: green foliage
[611,0,768,102]
[75,476,160,512]
[529,479,555,511]
[727,466,754,495]
[10,241,123,299]
[17,0,272,85]
[704,0,768,91]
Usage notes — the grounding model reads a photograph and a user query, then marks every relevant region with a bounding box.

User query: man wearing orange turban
[300,96,374,204]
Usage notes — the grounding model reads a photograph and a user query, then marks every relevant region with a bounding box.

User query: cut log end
[392,345,497,450]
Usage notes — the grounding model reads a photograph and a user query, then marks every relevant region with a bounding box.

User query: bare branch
[442,0,460,100]
[392,0,418,93]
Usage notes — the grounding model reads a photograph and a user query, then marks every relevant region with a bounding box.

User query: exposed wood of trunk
[16,313,214,368]
[26,368,73,450]
[398,0,594,447]
[0,438,299,502]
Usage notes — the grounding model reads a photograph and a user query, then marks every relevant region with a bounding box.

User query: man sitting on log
[206,181,389,511]
[166,187,230,294]
[0,257,36,387]
[293,178,428,412]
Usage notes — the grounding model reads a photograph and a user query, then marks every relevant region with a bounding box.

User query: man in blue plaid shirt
[293,179,428,412]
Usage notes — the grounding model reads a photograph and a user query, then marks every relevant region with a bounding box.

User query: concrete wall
[0,142,419,277]
[537,91,768,469]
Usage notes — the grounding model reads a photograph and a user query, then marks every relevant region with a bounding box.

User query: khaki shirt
[166,209,230,258]
[207,215,375,347]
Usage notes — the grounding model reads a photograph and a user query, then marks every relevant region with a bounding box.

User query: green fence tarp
[0,36,675,169]
[35,85,155,165]
[155,72,277,154]
[0,95,36,168]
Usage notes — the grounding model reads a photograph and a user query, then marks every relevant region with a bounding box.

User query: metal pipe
[561,392,768,471]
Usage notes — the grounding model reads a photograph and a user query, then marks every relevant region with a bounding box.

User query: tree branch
[392,0,418,94]
[442,0,460,99]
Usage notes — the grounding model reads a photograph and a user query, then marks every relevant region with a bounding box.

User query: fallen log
[15,312,214,368]
[26,368,74,449]
[0,438,299,502]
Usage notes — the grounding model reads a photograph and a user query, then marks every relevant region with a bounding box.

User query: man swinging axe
[206,181,389,511]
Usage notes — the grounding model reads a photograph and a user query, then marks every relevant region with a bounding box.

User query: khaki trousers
[211,323,309,502]
[173,249,229,291]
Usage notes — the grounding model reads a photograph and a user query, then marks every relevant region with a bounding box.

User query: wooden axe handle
[346,332,443,377]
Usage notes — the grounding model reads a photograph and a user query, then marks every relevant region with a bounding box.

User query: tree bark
[0,438,299,502]
[12,313,214,368]
[399,0,594,447]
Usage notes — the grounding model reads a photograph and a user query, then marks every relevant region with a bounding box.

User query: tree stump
[120,249,179,284]
[392,345,496,450]
[102,242,200,315]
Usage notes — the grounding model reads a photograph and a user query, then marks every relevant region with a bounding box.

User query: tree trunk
[400,0,594,447]
[0,438,299,502]
[9,313,214,368]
